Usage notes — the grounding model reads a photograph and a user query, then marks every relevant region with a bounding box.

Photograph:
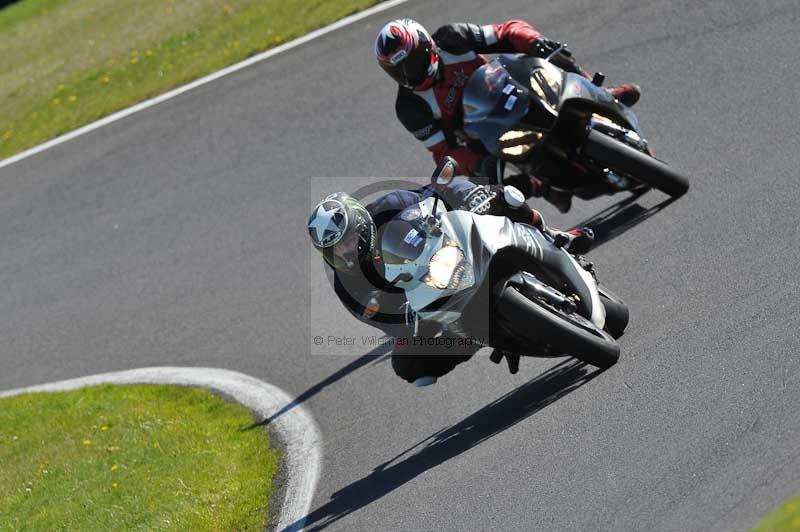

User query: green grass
[0,384,279,531]
[0,0,382,159]
[753,493,800,532]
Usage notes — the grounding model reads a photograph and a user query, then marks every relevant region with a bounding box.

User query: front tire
[494,285,620,369]
[583,129,690,197]
[598,285,630,339]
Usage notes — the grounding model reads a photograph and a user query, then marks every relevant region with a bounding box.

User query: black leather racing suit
[329,180,545,382]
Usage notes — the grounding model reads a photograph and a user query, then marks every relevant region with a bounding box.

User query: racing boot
[503,174,574,213]
[548,226,595,255]
[502,173,537,198]
[529,176,572,213]
[608,83,641,107]
[545,186,573,213]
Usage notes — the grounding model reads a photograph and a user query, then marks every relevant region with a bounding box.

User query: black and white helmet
[308,192,376,272]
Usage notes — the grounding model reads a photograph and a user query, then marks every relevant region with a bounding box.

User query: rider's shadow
[242,344,392,430]
[281,358,603,532]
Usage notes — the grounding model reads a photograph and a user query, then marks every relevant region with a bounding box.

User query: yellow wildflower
[101,426,109,432]
[83,439,92,445]
[102,75,110,84]
[110,465,118,472]
[112,483,119,489]
[52,98,61,105]
[145,49,153,57]
[68,95,77,102]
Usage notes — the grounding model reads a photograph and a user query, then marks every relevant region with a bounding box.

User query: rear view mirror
[431,156,459,186]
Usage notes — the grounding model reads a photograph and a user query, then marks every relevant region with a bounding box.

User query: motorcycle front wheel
[494,285,620,369]
[582,129,690,198]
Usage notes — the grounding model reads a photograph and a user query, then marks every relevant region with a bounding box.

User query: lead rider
[308,162,594,384]
[375,18,641,212]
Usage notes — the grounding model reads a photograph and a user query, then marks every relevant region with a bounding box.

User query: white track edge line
[0,0,408,171]
[0,367,321,532]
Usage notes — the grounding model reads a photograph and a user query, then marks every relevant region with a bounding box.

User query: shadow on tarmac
[243,344,392,430]
[573,190,679,249]
[281,358,603,531]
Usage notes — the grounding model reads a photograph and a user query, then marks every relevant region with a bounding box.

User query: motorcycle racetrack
[2,0,799,530]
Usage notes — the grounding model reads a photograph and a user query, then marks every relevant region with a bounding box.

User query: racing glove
[530,38,588,78]
[529,37,561,57]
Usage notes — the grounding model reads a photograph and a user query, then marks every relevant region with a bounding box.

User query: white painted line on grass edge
[0,0,408,171]
[0,367,321,532]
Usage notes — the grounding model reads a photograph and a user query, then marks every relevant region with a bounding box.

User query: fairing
[463,54,644,158]
[381,198,606,330]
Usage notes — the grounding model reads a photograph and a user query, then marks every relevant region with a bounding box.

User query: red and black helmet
[375,19,439,90]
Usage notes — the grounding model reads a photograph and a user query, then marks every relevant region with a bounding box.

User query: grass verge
[753,493,800,532]
[0,384,279,530]
[0,0,383,159]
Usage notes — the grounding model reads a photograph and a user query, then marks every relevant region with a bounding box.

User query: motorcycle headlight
[423,237,475,290]
[499,129,544,158]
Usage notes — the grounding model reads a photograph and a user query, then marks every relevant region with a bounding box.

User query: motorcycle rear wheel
[494,285,620,369]
[583,129,690,197]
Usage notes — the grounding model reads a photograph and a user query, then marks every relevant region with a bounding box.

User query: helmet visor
[381,48,433,88]
[321,230,362,272]
[333,231,360,269]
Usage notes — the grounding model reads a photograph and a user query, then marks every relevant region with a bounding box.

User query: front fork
[493,116,652,194]
[588,115,649,152]
[585,115,651,190]
[506,271,578,313]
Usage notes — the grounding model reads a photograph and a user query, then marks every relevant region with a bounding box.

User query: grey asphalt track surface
[2,0,799,530]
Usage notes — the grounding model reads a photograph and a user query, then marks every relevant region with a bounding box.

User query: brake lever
[545,44,568,62]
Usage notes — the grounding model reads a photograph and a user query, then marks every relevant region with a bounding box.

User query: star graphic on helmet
[309,203,344,246]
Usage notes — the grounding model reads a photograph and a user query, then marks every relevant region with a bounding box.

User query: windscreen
[379,213,428,266]
[462,60,530,155]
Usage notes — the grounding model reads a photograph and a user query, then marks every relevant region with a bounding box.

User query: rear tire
[495,286,620,369]
[583,129,690,197]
